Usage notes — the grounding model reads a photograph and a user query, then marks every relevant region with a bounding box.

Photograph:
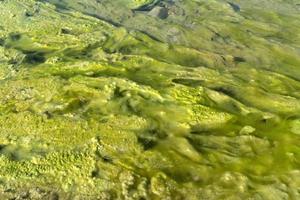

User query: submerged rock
[228,2,241,12]
[148,6,168,19]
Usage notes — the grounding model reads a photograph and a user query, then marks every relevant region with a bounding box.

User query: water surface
[0,0,299,199]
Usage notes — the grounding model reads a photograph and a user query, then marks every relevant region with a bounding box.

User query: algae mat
[0,0,300,199]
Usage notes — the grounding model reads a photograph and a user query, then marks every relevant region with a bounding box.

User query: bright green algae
[0,0,300,199]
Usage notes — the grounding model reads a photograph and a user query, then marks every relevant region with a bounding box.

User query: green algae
[0,0,300,199]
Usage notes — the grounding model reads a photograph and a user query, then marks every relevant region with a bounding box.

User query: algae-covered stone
[290,119,300,135]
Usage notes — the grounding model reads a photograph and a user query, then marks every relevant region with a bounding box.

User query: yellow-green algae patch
[0,0,300,199]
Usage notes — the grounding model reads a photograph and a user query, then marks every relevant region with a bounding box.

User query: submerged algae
[0,0,300,199]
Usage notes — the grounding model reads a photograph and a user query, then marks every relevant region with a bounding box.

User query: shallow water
[0,0,299,199]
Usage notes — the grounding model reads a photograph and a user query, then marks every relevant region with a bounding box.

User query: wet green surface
[0,0,299,199]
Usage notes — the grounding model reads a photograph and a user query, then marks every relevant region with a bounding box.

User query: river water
[0,0,299,199]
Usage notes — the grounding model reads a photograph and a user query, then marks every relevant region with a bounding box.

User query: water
[0,0,299,199]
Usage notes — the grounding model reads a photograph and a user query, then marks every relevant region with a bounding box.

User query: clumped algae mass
[0,0,299,199]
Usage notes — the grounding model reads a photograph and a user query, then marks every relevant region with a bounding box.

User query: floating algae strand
[0,0,299,199]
